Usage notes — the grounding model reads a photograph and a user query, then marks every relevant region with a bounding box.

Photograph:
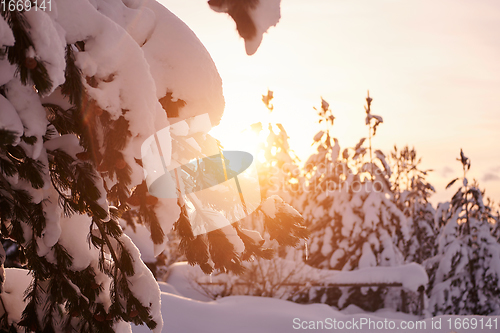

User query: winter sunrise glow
[2,0,500,332]
[162,0,500,204]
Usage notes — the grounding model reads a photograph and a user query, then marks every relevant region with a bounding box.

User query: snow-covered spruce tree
[296,94,410,310]
[390,145,436,264]
[0,0,304,332]
[0,3,164,331]
[426,150,500,315]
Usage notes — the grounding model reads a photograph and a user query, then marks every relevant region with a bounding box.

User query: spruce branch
[61,45,84,108]
[2,9,53,95]
[93,219,121,272]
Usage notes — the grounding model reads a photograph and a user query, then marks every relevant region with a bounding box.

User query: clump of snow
[208,0,281,56]
[120,234,163,333]
[151,197,180,256]
[24,9,66,93]
[121,222,157,263]
[260,195,280,218]
[260,194,301,219]
[0,16,14,46]
[43,134,83,159]
[190,207,232,236]
[221,224,245,254]
[239,228,264,245]
[57,214,99,271]
[4,79,48,159]
[95,0,156,47]
[141,0,225,126]
[245,0,281,55]
[40,187,63,249]
[0,269,33,326]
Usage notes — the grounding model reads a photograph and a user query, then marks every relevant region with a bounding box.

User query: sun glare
[209,89,274,164]
[211,122,268,164]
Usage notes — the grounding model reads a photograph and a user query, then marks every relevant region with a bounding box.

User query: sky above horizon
[160,0,500,204]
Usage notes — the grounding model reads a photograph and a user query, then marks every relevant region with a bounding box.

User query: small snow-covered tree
[0,1,304,332]
[390,145,436,264]
[241,90,302,204]
[426,150,500,315]
[231,90,308,272]
[297,94,410,310]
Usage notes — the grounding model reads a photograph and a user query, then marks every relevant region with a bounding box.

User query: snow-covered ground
[3,267,498,333]
[129,262,497,333]
[132,280,495,333]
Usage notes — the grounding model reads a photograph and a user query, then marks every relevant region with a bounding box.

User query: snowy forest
[1,0,500,332]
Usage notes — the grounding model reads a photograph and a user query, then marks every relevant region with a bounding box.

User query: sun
[209,89,272,163]
[210,122,268,164]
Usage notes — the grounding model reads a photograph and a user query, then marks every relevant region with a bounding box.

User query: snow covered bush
[188,258,427,314]
[426,150,500,315]
[193,257,312,301]
[0,0,302,332]
[296,94,410,311]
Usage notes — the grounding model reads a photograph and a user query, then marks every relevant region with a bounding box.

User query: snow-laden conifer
[297,94,410,310]
[0,1,301,332]
[426,150,500,315]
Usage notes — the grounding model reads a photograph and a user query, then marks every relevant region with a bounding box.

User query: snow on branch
[208,0,281,55]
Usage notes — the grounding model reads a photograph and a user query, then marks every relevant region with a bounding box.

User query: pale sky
[160,0,500,204]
